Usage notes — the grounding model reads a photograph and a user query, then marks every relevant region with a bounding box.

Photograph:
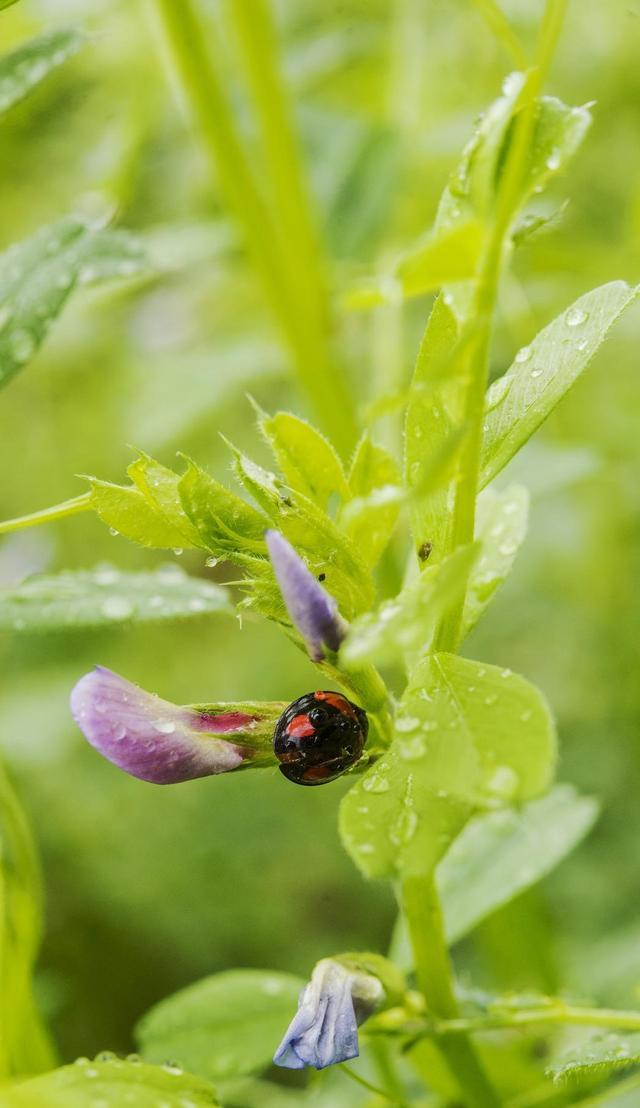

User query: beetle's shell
[273,691,368,786]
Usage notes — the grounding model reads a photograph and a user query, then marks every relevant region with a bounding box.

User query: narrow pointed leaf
[480,282,638,487]
[0,27,83,116]
[261,411,350,507]
[461,483,529,638]
[0,216,147,390]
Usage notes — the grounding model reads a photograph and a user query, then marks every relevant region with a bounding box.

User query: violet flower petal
[265,530,345,661]
[273,959,383,1071]
[70,666,252,784]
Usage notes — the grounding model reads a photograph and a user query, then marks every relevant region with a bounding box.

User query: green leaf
[0,1,20,10]
[480,282,638,488]
[260,411,350,508]
[342,220,484,309]
[461,483,529,639]
[2,1056,220,1107]
[136,970,304,1082]
[341,544,478,668]
[440,785,599,943]
[341,435,401,565]
[178,459,270,557]
[228,441,374,619]
[340,653,556,880]
[0,216,148,390]
[548,1032,640,1083]
[87,479,194,550]
[128,454,205,550]
[0,28,83,116]
[404,295,465,562]
[0,567,231,633]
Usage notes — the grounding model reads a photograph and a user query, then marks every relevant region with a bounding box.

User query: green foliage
[341,544,478,667]
[341,434,401,566]
[136,970,304,1082]
[461,484,529,639]
[0,765,54,1077]
[0,28,83,115]
[340,654,556,880]
[0,217,147,390]
[481,282,639,487]
[0,567,231,632]
[260,410,350,508]
[548,1033,640,1083]
[1,1056,220,1106]
[439,785,599,943]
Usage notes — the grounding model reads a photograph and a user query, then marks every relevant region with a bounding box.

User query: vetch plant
[1,1,640,1106]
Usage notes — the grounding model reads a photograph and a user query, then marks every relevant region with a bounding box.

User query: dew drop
[396,716,420,733]
[485,764,519,799]
[576,337,588,351]
[95,1051,116,1062]
[362,772,390,794]
[565,306,589,328]
[101,596,134,620]
[172,548,183,556]
[485,374,513,411]
[152,719,176,734]
[108,527,119,537]
[111,722,126,741]
[484,693,498,706]
[399,735,427,761]
[545,148,561,171]
[530,367,543,379]
[9,328,36,363]
[515,345,533,364]
[501,667,512,679]
[94,567,118,586]
[163,1061,183,1076]
[205,556,219,569]
[389,808,418,846]
[520,709,532,722]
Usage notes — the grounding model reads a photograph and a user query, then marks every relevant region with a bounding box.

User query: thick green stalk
[403,876,500,1108]
[149,0,357,453]
[436,1003,640,1035]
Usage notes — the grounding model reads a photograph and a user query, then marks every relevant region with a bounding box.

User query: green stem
[149,0,357,452]
[437,1003,640,1035]
[435,0,567,651]
[403,875,500,1108]
[0,493,91,536]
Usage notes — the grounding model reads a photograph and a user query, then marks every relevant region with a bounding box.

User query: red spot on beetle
[286,713,315,739]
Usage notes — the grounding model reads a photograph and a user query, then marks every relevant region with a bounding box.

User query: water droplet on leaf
[565,306,589,328]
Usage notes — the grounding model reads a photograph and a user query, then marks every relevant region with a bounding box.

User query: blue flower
[70,666,274,784]
[265,530,346,661]
[273,958,384,1070]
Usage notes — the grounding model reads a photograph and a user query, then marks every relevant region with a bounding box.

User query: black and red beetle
[273,691,368,786]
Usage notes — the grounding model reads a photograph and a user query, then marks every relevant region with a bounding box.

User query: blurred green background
[0,0,639,1066]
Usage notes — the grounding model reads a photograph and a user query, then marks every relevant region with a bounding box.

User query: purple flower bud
[265,530,346,661]
[70,666,267,784]
[273,958,384,1071]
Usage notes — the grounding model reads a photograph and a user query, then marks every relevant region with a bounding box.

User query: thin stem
[437,1003,640,1035]
[0,493,92,536]
[340,1061,408,1106]
[403,876,500,1108]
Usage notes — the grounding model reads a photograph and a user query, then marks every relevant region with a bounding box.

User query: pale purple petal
[265,530,346,661]
[273,959,383,1071]
[70,667,252,784]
